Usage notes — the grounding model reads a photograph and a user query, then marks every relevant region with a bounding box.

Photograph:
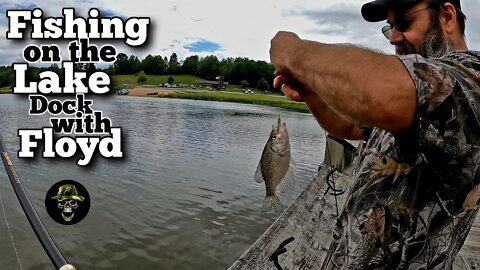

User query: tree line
[0,53,276,91]
[0,63,97,89]
[108,53,276,90]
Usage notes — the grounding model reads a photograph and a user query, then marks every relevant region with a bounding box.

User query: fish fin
[262,196,283,213]
[254,162,264,183]
[277,158,296,193]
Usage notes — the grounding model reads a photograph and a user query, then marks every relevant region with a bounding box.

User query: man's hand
[274,73,364,140]
[273,74,313,103]
[271,31,318,104]
[270,31,302,74]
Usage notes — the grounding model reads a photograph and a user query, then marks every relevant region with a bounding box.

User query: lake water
[0,94,326,270]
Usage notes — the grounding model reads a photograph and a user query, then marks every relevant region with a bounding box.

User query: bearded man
[269,0,479,268]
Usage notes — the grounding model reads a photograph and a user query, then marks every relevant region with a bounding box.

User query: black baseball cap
[361,0,461,22]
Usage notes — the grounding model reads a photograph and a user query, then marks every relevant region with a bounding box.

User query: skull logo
[51,184,85,222]
[58,200,78,221]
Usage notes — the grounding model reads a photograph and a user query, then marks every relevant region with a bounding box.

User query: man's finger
[274,69,288,76]
[282,84,302,102]
[273,75,289,89]
[274,69,293,78]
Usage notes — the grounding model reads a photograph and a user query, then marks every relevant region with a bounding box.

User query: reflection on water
[0,95,325,269]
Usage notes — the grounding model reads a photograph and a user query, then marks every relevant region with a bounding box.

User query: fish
[255,115,295,212]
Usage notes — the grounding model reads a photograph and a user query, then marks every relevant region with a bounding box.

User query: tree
[105,65,115,76]
[167,76,174,84]
[227,58,249,85]
[142,54,167,75]
[257,77,270,91]
[0,66,14,88]
[114,53,130,75]
[240,80,249,89]
[182,55,199,75]
[114,53,142,75]
[168,53,180,74]
[256,61,275,90]
[197,55,220,80]
[221,57,275,87]
[112,53,277,90]
[129,55,141,74]
[137,71,147,83]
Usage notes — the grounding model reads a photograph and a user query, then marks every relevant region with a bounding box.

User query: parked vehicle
[118,88,130,95]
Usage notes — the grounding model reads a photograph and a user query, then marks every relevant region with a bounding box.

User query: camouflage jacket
[324,51,480,269]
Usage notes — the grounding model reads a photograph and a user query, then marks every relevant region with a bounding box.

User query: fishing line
[0,182,24,270]
[0,133,75,270]
[322,131,345,217]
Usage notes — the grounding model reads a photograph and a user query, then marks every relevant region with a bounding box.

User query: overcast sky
[1,0,479,66]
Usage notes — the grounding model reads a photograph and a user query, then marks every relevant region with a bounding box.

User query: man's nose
[389,27,404,45]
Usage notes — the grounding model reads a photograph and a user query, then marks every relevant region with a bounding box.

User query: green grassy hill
[111,74,267,93]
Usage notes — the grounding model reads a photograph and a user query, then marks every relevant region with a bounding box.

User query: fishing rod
[0,133,76,270]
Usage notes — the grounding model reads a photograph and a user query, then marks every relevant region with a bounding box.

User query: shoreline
[127,87,310,113]
[0,87,310,113]
[127,87,177,97]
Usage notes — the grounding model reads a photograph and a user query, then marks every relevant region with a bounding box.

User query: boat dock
[229,138,480,270]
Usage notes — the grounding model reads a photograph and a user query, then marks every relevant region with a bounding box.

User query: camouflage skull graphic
[52,184,85,222]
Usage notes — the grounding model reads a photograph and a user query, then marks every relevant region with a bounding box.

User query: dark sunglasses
[381,7,432,40]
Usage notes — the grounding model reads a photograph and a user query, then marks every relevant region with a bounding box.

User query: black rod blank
[0,133,73,270]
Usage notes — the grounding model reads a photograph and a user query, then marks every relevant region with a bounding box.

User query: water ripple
[0,95,325,269]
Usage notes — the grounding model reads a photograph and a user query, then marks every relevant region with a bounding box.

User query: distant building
[197,80,229,90]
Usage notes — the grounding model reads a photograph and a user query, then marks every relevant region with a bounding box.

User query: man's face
[386,1,453,57]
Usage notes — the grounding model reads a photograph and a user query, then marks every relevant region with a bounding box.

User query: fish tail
[262,195,283,213]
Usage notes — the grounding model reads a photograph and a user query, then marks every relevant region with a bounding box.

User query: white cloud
[0,0,479,66]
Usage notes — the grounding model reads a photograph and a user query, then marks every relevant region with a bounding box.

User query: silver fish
[255,115,295,212]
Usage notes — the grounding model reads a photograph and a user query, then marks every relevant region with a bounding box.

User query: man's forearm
[294,43,415,131]
[306,95,364,140]
[275,74,364,139]
[271,32,417,134]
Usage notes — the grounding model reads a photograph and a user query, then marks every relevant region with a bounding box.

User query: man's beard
[396,23,454,57]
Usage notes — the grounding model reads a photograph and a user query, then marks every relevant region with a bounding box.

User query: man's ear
[440,3,457,34]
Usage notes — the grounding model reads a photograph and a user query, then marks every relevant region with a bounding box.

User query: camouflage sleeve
[397,54,455,122]
[396,53,480,140]
[396,52,480,193]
